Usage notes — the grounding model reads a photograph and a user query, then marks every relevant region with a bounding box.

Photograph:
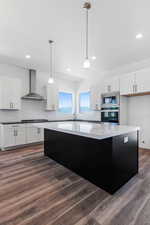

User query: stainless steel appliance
[101,107,119,123]
[101,92,120,107]
[101,92,120,123]
[22,69,44,101]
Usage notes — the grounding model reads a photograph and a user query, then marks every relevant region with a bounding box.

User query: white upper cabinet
[0,77,21,110]
[120,69,150,96]
[120,73,136,95]
[45,84,58,111]
[90,86,101,110]
[103,77,120,93]
[135,70,150,93]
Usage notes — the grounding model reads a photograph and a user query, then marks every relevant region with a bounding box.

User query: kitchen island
[37,121,139,194]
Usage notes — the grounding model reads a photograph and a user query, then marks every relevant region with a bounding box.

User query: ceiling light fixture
[91,56,96,60]
[48,40,54,84]
[25,54,31,59]
[66,68,71,72]
[136,33,143,39]
[83,1,91,69]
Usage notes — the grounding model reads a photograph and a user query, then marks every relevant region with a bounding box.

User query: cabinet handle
[16,129,18,136]
[10,102,13,109]
[135,84,137,93]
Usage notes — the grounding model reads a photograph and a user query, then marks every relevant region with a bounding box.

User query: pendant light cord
[49,40,53,78]
[83,2,91,60]
[86,8,88,60]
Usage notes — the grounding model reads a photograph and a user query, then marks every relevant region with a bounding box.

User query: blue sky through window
[79,92,91,113]
[59,92,73,114]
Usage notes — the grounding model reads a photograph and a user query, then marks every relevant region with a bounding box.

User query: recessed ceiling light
[66,68,71,72]
[136,33,143,39]
[91,56,96,60]
[25,54,31,59]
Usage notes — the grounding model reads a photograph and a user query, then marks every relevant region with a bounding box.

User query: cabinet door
[120,73,135,95]
[26,127,38,143]
[136,70,150,93]
[103,77,120,93]
[15,126,26,146]
[3,125,15,147]
[46,85,58,111]
[37,128,44,142]
[0,78,12,109]
[11,79,21,110]
[26,125,43,143]
[0,77,21,110]
[111,77,120,92]
[90,86,101,110]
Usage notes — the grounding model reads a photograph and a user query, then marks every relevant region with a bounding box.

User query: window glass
[79,92,91,113]
[59,92,73,114]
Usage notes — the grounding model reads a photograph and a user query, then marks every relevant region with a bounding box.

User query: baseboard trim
[140,147,150,151]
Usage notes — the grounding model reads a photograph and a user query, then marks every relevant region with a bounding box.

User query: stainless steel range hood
[22,69,44,101]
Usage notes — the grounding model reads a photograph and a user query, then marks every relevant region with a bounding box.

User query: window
[79,91,91,113]
[59,92,73,114]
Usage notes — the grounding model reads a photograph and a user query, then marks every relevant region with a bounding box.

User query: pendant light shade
[83,58,90,68]
[83,1,91,69]
[48,77,54,84]
[48,40,54,84]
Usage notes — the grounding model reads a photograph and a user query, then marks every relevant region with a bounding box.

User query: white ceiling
[0,0,150,79]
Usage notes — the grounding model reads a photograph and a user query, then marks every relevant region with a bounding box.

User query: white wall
[0,63,77,122]
[127,95,150,149]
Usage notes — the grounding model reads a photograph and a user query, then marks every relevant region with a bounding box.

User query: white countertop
[34,121,139,140]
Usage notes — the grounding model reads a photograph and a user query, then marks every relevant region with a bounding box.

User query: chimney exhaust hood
[22,69,44,101]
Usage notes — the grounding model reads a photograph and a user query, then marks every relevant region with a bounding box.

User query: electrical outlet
[124,136,128,144]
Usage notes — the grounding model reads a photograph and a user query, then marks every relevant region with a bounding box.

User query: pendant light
[48,40,54,84]
[83,1,91,69]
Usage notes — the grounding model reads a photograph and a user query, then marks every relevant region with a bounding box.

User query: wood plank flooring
[0,145,150,225]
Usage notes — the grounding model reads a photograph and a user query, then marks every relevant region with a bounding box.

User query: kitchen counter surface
[36,121,139,140]
[0,119,101,125]
[0,120,71,125]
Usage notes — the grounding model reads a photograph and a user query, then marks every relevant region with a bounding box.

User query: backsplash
[0,100,74,122]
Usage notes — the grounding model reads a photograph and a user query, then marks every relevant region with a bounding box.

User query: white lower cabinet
[1,123,44,150]
[26,125,44,144]
[3,125,16,148]
[2,125,26,149]
[15,126,26,146]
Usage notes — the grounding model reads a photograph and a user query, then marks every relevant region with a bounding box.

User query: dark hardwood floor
[0,145,150,225]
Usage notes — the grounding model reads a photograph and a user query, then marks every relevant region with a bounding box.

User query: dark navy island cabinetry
[41,122,139,194]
